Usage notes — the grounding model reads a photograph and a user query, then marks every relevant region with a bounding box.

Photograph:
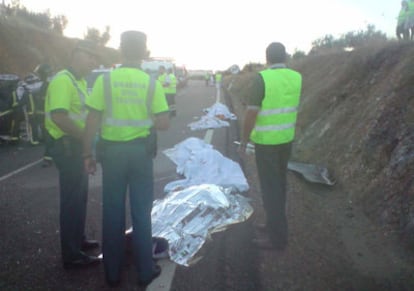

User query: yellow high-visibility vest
[250,67,302,145]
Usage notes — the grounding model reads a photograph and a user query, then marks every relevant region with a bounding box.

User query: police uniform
[45,69,91,263]
[165,70,177,116]
[85,31,169,285]
[158,68,177,117]
[247,59,302,249]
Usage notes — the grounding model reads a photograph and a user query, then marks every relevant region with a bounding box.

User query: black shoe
[63,255,101,269]
[41,159,52,168]
[138,264,161,287]
[81,239,99,251]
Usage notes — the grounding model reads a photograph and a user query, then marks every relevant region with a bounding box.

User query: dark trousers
[166,93,176,116]
[101,139,156,282]
[51,136,89,262]
[255,142,292,247]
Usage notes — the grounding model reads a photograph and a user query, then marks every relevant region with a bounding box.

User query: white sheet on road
[188,102,237,131]
[163,137,249,193]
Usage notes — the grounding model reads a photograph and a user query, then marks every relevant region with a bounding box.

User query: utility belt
[49,134,82,158]
[97,127,157,160]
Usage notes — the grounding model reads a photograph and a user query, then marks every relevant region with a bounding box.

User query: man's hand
[84,157,97,175]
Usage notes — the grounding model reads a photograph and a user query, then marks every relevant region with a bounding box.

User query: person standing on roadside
[407,0,414,39]
[215,71,222,88]
[397,0,410,40]
[44,40,101,268]
[157,65,175,117]
[239,42,302,250]
[83,30,170,287]
[165,67,177,117]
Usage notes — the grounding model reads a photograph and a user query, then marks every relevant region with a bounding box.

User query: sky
[17,0,401,71]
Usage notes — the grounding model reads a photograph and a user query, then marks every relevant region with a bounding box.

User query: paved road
[0,80,261,291]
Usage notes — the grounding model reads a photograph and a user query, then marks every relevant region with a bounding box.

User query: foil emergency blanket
[188,102,237,131]
[163,137,249,193]
[151,184,253,266]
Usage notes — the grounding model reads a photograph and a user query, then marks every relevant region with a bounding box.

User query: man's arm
[51,111,83,140]
[82,109,102,175]
[242,107,259,145]
[153,111,170,131]
[83,109,102,157]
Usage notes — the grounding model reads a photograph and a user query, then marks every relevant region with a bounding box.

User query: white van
[141,59,175,77]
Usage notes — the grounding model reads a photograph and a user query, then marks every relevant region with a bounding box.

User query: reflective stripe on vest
[258,106,298,116]
[250,67,302,145]
[254,122,296,132]
[61,71,86,105]
[45,111,87,122]
[103,72,154,127]
[45,71,87,123]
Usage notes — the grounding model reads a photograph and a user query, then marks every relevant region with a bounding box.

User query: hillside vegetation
[0,16,118,76]
[227,41,414,247]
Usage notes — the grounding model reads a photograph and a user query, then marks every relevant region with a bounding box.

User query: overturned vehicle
[0,69,50,144]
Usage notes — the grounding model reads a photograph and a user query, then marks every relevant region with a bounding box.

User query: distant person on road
[215,71,222,88]
[166,67,177,117]
[44,40,101,269]
[239,42,302,250]
[407,0,414,39]
[83,30,169,287]
[204,71,210,86]
[397,0,410,40]
[158,65,176,117]
[210,73,215,86]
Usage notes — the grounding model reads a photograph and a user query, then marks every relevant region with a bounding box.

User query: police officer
[45,40,101,268]
[397,0,409,40]
[165,67,177,117]
[157,65,175,117]
[83,30,170,287]
[240,42,302,250]
[214,71,222,88]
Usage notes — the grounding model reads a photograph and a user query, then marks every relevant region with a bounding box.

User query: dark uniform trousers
[50,136,89,262]
[100,138,156,282]
[255,142,292,247]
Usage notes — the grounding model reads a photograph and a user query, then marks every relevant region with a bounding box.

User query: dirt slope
[224,41,414,290]
[293,42,414,244]
[228,41,414,245]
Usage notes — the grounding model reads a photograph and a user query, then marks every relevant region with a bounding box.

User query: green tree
[311,24,388,51]
[292,49,306,60]
[84,26,111,46]
[51,15,67,35]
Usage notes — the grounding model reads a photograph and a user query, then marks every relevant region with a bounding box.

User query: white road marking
[0,158,42,182]
[149,82,222,290]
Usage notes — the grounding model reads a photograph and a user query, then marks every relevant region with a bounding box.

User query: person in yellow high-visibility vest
[240,42,302,251]
[44,40,101,269]
[407,0,414,39]
[397,0,410,40]
[83,30,169,288]
[157,66,177,117]
[215,71,222,88]
[165,68,177,117]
